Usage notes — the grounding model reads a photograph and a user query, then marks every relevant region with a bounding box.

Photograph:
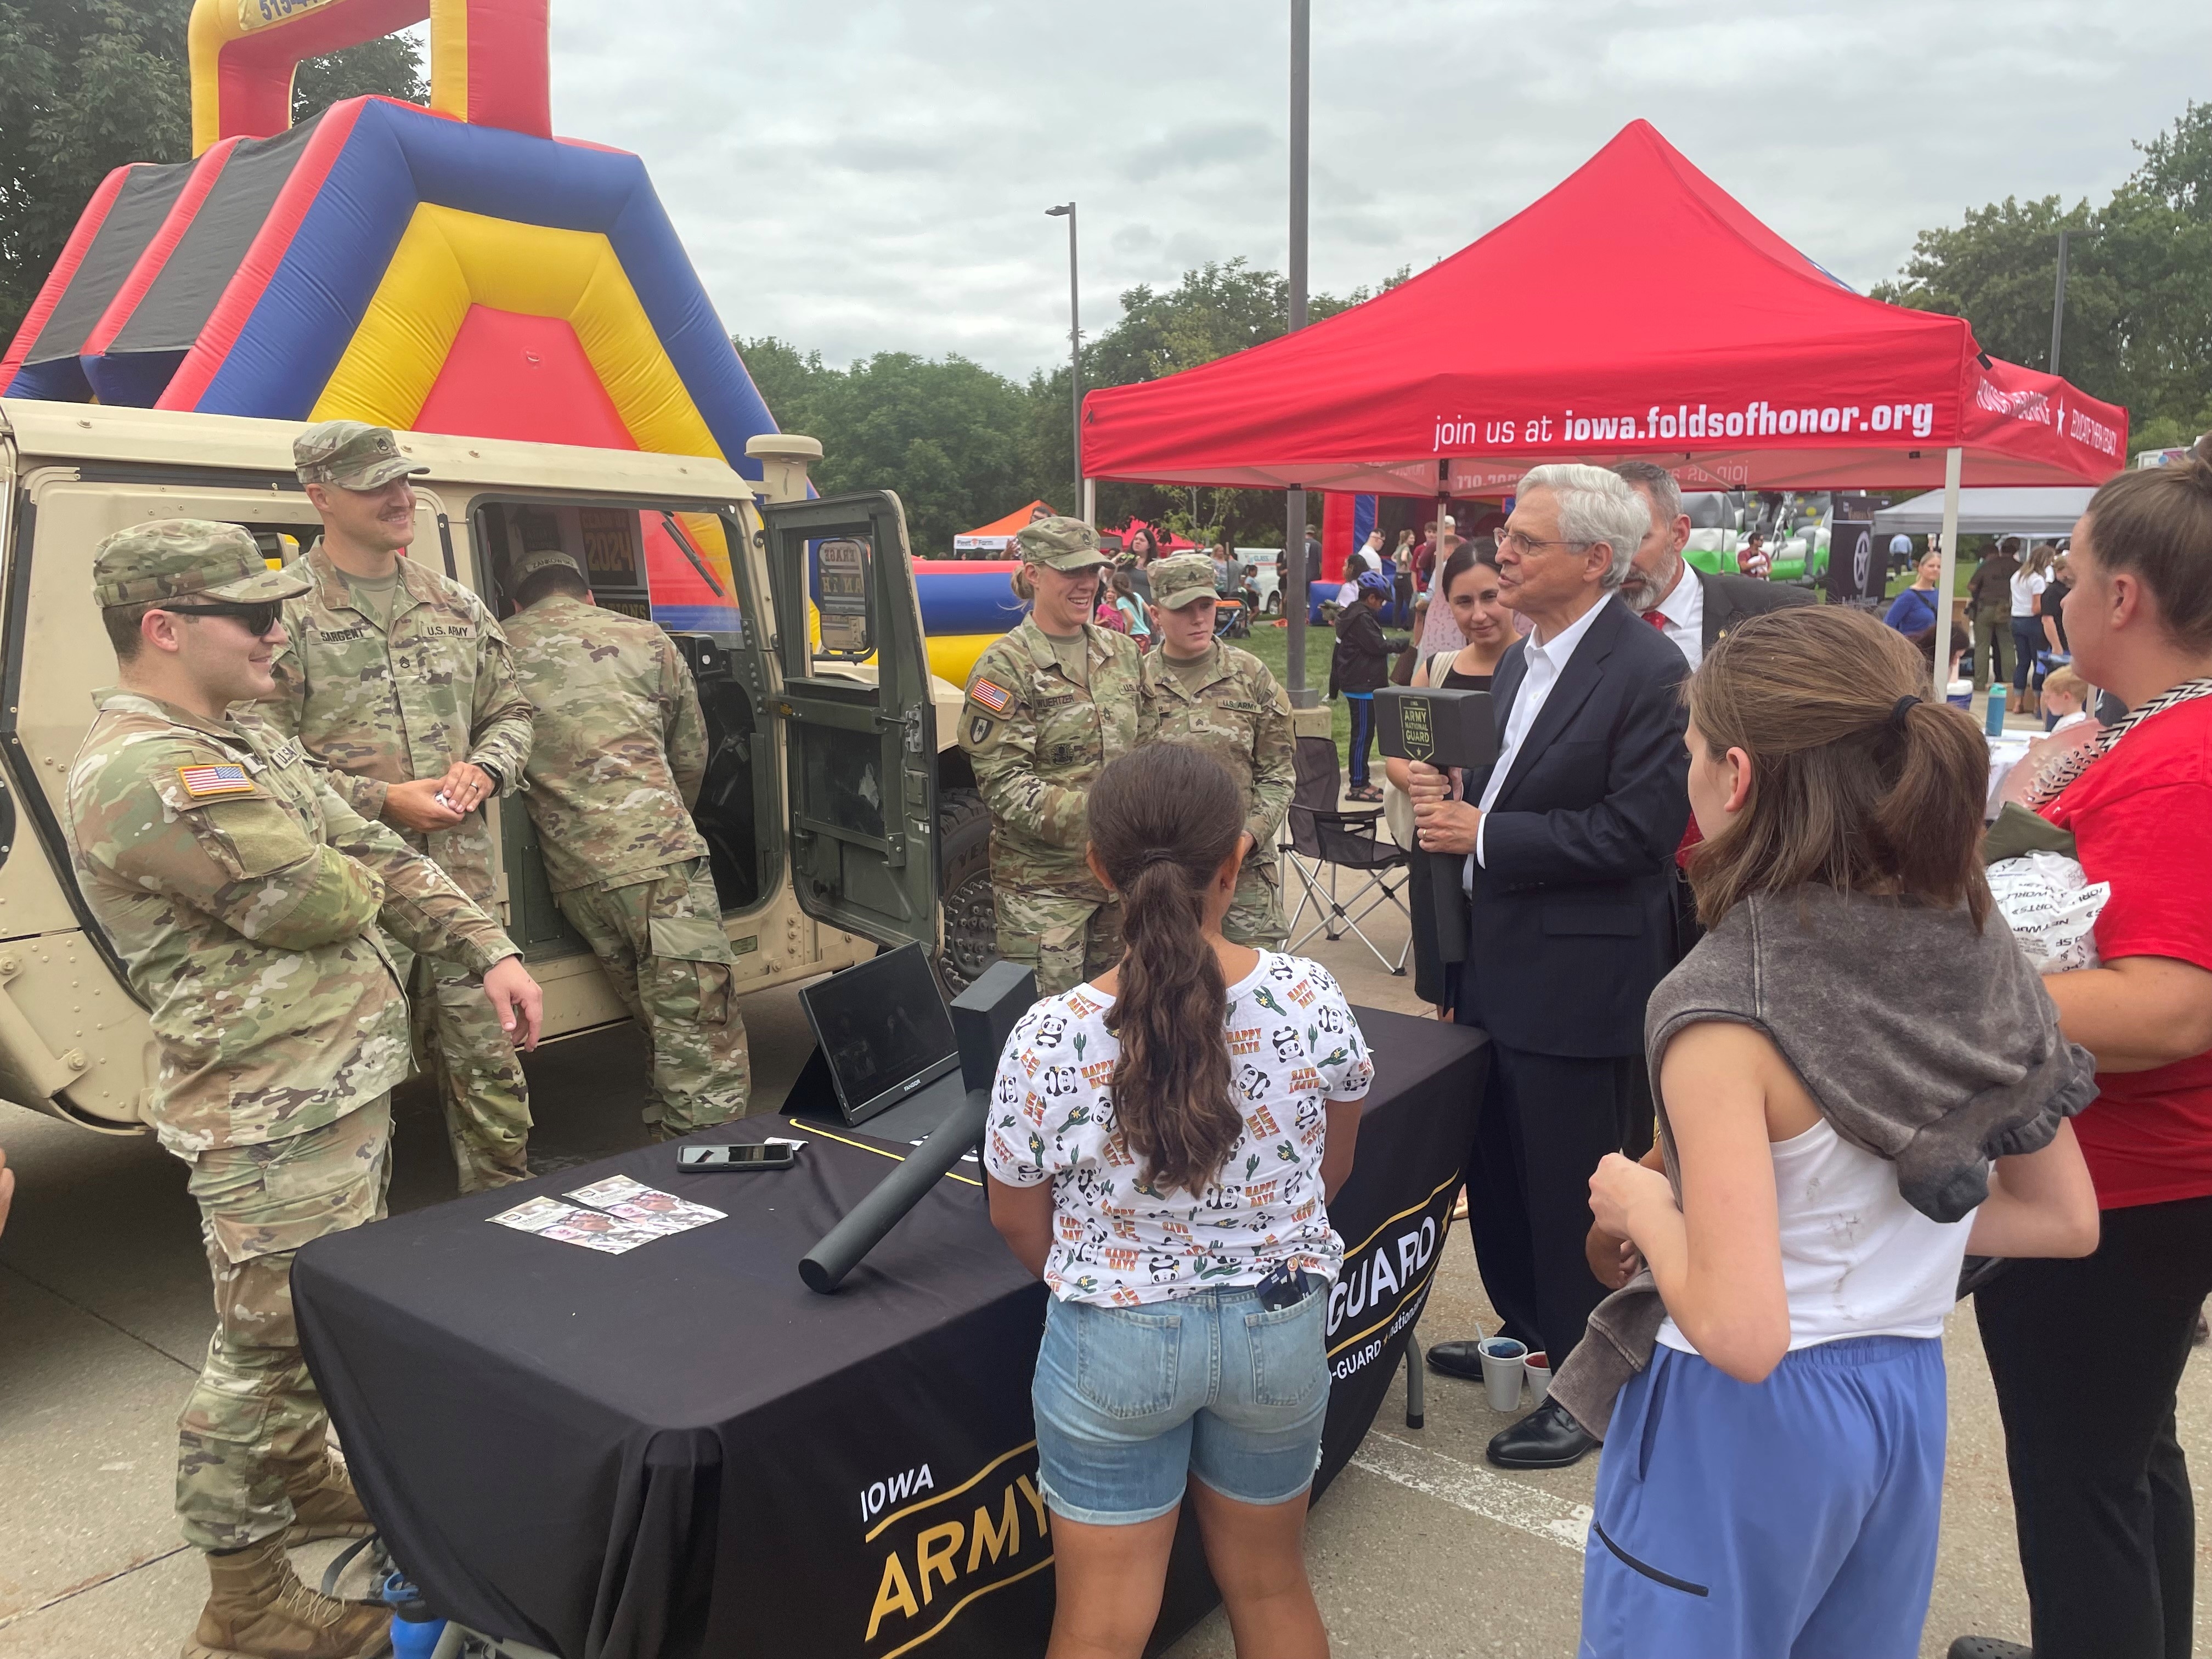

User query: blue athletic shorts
[1031,1280,1330,1526]
[1578,1334,1946,1659]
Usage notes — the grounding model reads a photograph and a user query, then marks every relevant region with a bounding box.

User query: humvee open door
[752,492,940,954]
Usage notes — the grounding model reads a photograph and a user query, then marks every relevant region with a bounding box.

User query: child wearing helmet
[1328,569,1409,801]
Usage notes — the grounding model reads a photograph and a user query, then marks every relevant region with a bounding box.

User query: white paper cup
[1479,1337,1526,1412]
[1524,1350,1551,1404]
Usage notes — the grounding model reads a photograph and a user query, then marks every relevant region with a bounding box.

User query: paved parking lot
[3,895,2208,1657]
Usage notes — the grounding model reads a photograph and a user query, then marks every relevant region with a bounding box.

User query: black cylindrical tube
[799,1090,992,1294]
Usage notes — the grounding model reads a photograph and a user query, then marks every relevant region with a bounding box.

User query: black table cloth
[293,1007,1485,1659]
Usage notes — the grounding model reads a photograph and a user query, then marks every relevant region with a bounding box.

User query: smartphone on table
[676,1142,798,1172]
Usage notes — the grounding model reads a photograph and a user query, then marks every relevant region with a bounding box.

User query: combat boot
[182,1537,392,1659]
[282,1452,376,1546]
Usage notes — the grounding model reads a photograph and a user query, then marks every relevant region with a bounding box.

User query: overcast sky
[537,1,2209,382]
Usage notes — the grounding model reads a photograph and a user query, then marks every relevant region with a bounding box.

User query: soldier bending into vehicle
[265,420,538,1191]
[1137,553,1296,947]
[68,521,540,1659]
[501,548,751,1138]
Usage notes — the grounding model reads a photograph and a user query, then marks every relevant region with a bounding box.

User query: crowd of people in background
[968,439,2212,1659]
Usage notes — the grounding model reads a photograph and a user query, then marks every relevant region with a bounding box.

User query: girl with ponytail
[1560,605,2099,1659]
[985,742,1372,1659]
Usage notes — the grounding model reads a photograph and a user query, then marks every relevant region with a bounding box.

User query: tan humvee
[0,399,997,1135]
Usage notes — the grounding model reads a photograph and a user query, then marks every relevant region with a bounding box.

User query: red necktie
[1643,608,1705,864]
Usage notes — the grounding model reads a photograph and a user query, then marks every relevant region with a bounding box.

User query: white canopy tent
[1874,487,2095,539]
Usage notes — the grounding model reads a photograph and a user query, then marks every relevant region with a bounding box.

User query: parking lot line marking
[1350,1431,1593,1553]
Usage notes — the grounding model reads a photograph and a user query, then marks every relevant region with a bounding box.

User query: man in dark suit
[1613,460,1813,672]
[1615,460,1813,983]
[1407,465,1691,1469]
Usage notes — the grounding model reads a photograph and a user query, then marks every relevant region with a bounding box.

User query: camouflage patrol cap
[292,419,430,489]
[1012,515,1108,571]
[1149,553,1222,610]
[93,519,312,609]
[512,549,584,585]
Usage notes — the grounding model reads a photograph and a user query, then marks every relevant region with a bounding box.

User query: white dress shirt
[1649,561,1705,670]
[1466,594,1611,883]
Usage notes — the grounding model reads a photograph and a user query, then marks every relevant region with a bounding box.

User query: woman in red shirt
[1954,437,2212,1659]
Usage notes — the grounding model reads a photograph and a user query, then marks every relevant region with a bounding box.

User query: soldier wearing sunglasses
[67,518,541,1659]
[261,421,539,1193]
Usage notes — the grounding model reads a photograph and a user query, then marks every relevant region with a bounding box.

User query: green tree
[737,257,1412,556]
[736,338,1043,557]
[293,36,427,126]
[1873,103,2212,450]
[0,0,422,349]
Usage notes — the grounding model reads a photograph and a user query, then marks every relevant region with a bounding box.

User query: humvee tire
[934,788,996,995]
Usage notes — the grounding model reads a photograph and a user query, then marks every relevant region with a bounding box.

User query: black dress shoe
[1945,1640,2030,1659]
[1486,1399,1598,1469]
[1424,1340,1489,1381]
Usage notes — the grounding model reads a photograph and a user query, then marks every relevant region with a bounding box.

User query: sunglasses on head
[162,601,284,636]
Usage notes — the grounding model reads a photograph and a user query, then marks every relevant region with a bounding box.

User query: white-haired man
[1406,464,1691,1470]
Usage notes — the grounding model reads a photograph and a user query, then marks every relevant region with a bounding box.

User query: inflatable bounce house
[0,0,991,675]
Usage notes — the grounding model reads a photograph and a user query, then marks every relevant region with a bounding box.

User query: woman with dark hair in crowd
[985,743,1372,1659]
[2008,542,2058,713]
[1556,606,2099,1659]
[1951,436,2212,1659]
[1386,543,1515,1009]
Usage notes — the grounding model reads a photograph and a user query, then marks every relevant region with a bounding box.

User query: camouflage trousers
[1224,857,1288,950]
[384,936,532,1192]
[993,878,1125,998]
[178,1096,391,1551]
[555,857,749,1139]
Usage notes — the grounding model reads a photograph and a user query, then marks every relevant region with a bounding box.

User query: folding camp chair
[1279,735,1411,974]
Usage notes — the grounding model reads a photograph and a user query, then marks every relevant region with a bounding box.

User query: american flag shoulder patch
[176,764,257,800]
[969,677,1014,715]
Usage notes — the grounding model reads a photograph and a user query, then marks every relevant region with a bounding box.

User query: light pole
[2050,226,2099,379]
[1045,204,1081,518]
[1283,0,1314,707]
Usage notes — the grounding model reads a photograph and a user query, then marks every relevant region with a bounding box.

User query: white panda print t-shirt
[984,951,1374,1307]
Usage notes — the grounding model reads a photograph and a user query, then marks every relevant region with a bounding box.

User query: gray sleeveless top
[1550,883,2096,1437]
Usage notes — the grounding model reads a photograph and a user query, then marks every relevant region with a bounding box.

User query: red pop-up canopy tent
[1080,119,2128,687]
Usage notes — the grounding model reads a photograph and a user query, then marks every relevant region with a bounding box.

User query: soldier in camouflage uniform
[66,520,539,1659]
[501,549,749,1137]
[957,517,1142,995]
[1137,553,1296,947]
[263,421,538,1192]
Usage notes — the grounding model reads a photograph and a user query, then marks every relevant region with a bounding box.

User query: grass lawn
[1237,613,1358,764]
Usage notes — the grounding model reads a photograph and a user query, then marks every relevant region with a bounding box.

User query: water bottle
[1984,683,2008,736]
[380,1571,449,1659]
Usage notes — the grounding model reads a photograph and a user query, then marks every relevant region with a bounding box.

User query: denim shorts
[1031,1278,1331,1526]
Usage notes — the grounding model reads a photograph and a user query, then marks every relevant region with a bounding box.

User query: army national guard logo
[859,1440,1053,1654]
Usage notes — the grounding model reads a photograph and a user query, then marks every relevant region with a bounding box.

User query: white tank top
[1656,1117,1979,1355]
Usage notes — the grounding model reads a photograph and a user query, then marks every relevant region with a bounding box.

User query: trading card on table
[489,1197,584,1234]
[565,1174,655,1209]
[537,1210,659,1254]
[599,1197,723,1235]
[568,1176,725,1232]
